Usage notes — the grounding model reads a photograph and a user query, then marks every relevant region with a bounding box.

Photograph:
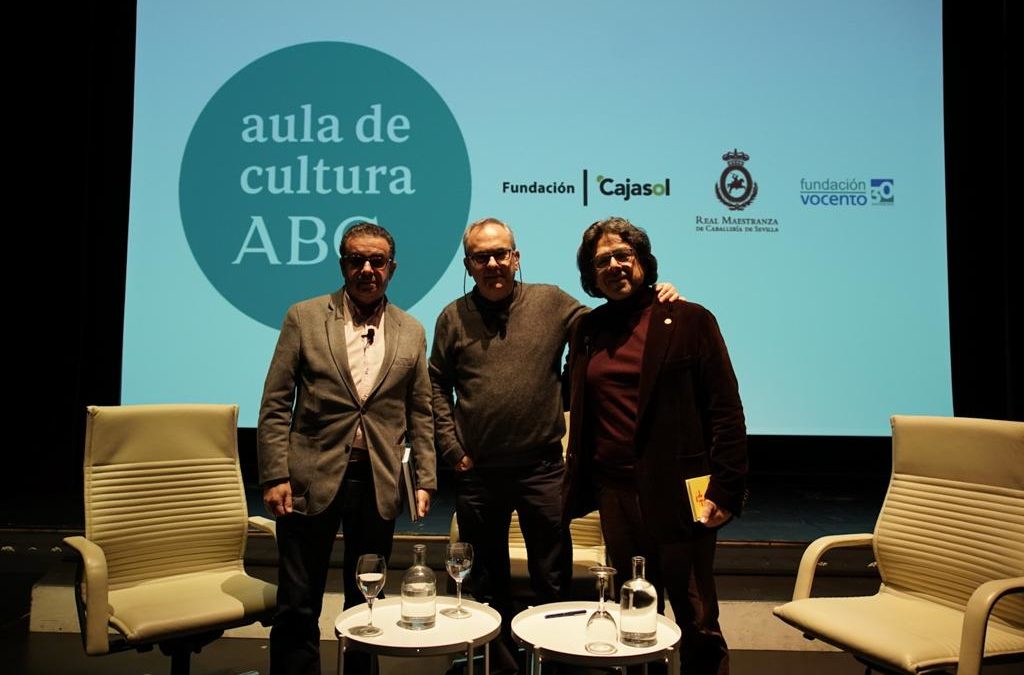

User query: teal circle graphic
[180,42,471,328]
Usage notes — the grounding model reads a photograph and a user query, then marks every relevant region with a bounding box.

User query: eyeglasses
[466,248,514,266]
[342,254,392,270]
[593,248,635,270]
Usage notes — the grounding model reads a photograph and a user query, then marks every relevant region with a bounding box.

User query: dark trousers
[270,461,395,675]
[455,457,572,673]
[597,484,729,675]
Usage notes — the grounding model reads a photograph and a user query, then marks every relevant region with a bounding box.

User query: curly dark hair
[339,221,396,259]
[577,217,659,298]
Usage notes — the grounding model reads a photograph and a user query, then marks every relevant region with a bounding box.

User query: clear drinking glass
[585,565,618,654]
[350,554,386,637]
[440,542,474,619]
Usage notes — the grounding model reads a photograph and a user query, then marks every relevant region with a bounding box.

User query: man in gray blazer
[258,221,436,675]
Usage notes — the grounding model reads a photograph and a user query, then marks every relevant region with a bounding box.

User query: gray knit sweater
[429,283,587,468]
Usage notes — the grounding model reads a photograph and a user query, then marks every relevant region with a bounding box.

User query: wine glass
[350,554,386,637]
[440,542,474,619]
[585,565,618,654]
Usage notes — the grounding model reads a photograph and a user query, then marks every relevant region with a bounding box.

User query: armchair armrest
[792,533,874,601]
[63,535,111,655]
[248,515,277,540]
[957,576,1024,675]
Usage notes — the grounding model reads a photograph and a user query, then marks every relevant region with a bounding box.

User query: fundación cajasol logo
[798,177,895,206]
[582,170,672,206]
[714,149,758,211]
[501,170,671,206]
[592,173,670,202]
[179,42,471,328]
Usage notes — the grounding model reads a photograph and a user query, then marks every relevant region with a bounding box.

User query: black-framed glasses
[466,248,514,266]
[342,254,392,270]
[593,248,635,270]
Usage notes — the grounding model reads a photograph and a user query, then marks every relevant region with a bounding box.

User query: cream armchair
[773,415,1024,674]
[64,404,277,675]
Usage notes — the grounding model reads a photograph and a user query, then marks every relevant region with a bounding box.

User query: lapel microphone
[364,327,375,345]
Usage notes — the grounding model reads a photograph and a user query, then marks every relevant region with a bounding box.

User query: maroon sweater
[584,289,655,485]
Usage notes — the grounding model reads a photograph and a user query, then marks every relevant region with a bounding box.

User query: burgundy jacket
[563,298,748,542]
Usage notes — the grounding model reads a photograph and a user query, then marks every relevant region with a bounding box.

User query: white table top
[512,601,681,666]
[335,596,501,656]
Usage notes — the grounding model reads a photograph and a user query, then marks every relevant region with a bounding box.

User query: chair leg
[159,632,222,675]
[170,648,191,675]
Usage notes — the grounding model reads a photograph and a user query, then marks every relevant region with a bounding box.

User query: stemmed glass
[440,542,474,619]
[350,554,386,637]
[585,565,618,654]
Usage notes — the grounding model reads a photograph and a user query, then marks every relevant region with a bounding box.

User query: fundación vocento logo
[714,149,758,211]
[799,177,894,206]
[179,42,471,328]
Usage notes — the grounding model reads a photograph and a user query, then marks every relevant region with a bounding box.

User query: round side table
[512,601,681,673]
[335,596,501,675]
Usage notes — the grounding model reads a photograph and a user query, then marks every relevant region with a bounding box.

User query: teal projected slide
[122,0,952,434]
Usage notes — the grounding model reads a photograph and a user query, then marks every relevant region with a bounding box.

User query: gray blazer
[257,289,436,518]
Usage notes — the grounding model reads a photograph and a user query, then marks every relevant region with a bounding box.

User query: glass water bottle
[399,543,436,629]
[619,555,657,646]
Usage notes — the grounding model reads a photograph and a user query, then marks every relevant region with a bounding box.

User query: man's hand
[654,282,685,304]
[455,455,475,472]
[415,489,432,518]
[699,498,732,528]
[263,481,293,517]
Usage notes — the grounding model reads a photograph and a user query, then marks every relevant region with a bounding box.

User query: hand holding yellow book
[685,474,711,522]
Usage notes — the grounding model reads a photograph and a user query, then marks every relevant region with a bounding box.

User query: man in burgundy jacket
[563,216,747,675]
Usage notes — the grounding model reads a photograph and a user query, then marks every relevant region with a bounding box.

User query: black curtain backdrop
[8,1,1015,528]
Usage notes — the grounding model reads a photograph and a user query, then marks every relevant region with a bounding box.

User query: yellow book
[685,474,711,522]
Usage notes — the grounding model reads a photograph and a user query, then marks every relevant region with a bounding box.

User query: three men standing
[258,217,709,675]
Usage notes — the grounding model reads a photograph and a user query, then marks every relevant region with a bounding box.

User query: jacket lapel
[365,302,402,401]
[637,300,676,428]
[326,289,359,401]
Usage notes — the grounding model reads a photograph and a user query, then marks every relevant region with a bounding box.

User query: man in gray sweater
[430,217,677,673]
